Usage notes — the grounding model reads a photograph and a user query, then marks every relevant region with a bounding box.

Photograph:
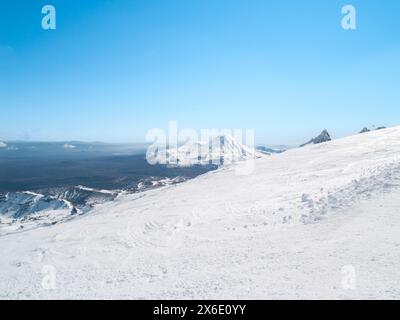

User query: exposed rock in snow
[256,146,285,155]
[300,129,331,147]
[360,126,387,133]
[150,134,259,167]
[0,191,72,219]
[359,127,371,133]
[0,191,76,235]
[136,176,188,191]
[0,186,125,235]
[0,141,7,148]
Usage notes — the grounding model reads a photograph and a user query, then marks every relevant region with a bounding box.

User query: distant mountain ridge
[360,126,386,133]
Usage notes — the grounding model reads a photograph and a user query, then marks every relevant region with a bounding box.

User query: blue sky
[0,0,399,145]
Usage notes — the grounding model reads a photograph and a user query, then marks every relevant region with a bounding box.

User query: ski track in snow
[1,127,400,299]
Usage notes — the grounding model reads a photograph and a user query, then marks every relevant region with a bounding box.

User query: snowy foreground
[2,127,400,299]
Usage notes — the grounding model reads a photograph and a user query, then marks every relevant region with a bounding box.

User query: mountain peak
[300,130,331,147]
[152,134,258,167]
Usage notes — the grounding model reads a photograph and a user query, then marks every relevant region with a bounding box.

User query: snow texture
[1,127,400,299]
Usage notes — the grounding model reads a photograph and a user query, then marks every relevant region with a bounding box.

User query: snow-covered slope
[150,134,259,166]
[2,127,400,299]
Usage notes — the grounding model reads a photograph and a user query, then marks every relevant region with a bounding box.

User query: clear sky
[1,0,399,145]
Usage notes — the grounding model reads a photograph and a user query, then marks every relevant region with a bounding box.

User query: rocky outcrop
[300,130,331,147]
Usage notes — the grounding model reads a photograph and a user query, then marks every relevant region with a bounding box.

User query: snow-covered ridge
[0,191,75,235]
[75,185,118,195]
[149,134,260,167]
[0,186,121,235]
[0,174,195,235]
[0,191,73,219]
[136,176,188,191]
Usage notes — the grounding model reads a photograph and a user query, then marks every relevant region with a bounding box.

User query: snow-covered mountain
[0,187,123,235]
[150,134,259,167]
[2,126,400,299]
[0,191,74,219]
[300,129,331,147]
[0,177,194,235]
